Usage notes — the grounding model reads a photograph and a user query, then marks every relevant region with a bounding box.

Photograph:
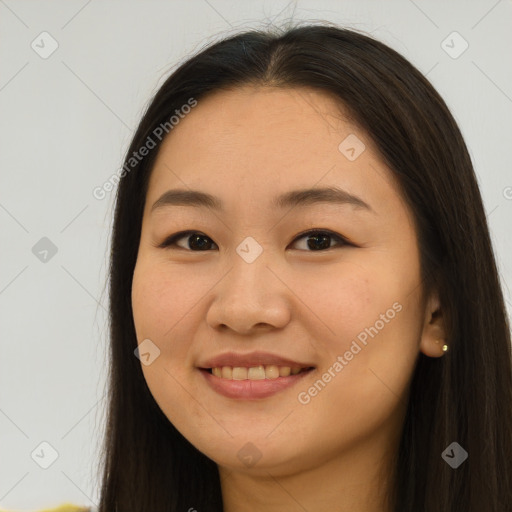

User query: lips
[198,350,315,370]
[199,364,315,399]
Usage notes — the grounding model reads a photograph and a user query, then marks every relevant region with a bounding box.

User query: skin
[131,86,447,512]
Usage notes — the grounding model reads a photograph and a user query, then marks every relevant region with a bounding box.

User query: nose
[205,251,292,335]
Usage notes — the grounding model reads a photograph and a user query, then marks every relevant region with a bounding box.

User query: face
[131,86,443,477]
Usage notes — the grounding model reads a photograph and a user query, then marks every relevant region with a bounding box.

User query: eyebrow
[150,186,374,214]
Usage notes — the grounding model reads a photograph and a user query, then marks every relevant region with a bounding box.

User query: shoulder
[0,504,93,512]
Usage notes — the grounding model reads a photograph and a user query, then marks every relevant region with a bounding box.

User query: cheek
[297,265,395,359]
[131,257,221,409]
[298,256,422,406]
[131,260,205,343]
[131,261,205,421]
[131,265,166,342]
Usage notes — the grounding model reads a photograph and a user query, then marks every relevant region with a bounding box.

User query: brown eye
[159,231,217,251]
[290,230,349,251]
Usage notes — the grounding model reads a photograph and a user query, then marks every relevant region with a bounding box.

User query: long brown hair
[98,22,512,511]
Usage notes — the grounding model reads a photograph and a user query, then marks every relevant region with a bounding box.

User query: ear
[419,291,448,358]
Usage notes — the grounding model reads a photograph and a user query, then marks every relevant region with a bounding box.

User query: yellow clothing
[0,504,90,512]
[40,506,90,512]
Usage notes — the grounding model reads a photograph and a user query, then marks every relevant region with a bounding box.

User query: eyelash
[157,229,351,252]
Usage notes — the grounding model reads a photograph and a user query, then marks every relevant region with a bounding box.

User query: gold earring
[436,339,448,353]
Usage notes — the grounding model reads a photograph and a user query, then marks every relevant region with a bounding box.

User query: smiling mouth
[202,365,315,380]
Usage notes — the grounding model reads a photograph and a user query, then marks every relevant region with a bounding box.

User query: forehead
[165,86,353,153]
[144,86,400,219]
[187,85,345,126]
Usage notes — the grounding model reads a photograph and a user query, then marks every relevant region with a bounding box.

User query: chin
[189,431,304,473]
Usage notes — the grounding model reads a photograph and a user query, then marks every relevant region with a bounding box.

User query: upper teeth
[211,365,308,380]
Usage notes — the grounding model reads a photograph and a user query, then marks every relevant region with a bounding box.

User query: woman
[94,22,512,512]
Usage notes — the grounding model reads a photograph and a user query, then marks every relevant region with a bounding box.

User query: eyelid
[157,229,352,251]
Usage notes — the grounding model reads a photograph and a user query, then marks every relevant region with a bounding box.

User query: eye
[157,231,218,251]
[157,229,350,252]
[291,229,350,251]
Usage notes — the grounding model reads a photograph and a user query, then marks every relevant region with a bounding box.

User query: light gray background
[1,0,511,510]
